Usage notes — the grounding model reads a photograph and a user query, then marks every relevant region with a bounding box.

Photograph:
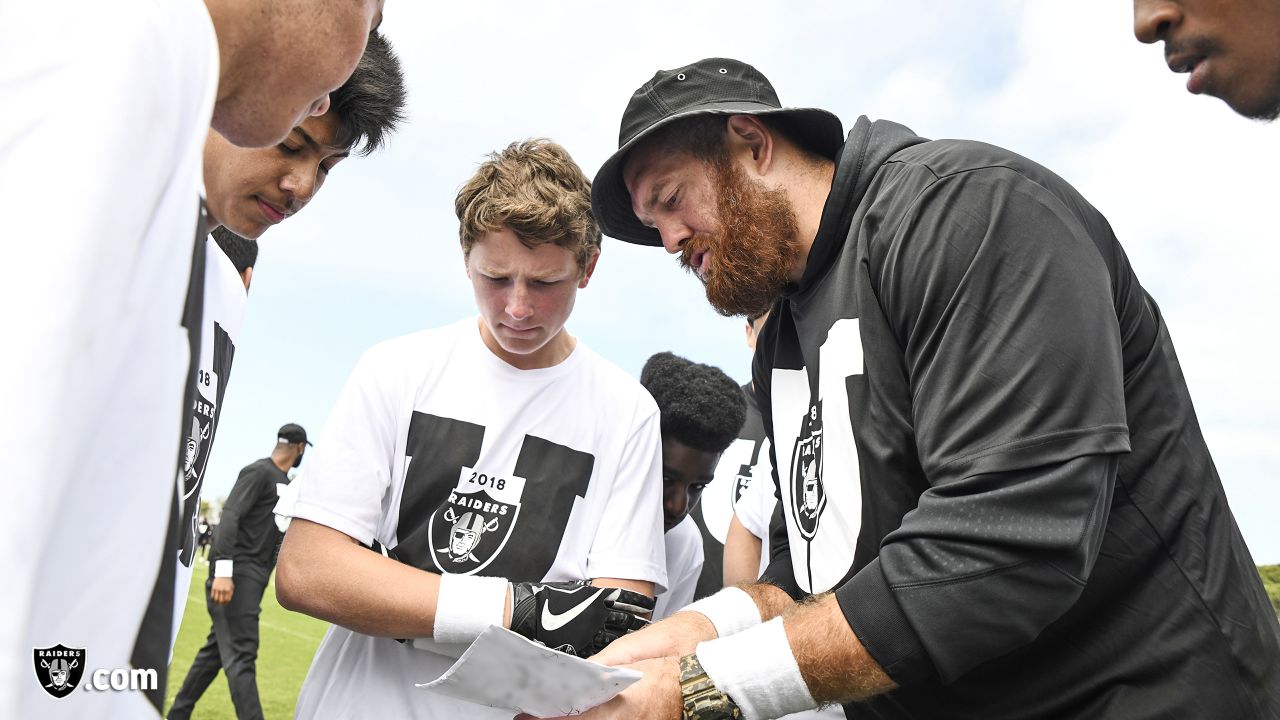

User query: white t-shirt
[289,318,667,719]
[653,517,704,620]
[0,0,217,716]
[700,434,771,546]
[704,393,774,583]
[171,238,248,645]
[733,459,778,579]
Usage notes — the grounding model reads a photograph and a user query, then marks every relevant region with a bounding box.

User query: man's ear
[578,248,602,289]
[725,114,774,176]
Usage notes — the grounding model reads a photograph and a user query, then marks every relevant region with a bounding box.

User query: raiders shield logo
[183,413,211,487]
[33,645,85,698]
[427,468,524,574]
[179,323,235,568]
[732,465,753,505]
[790,401,826,540]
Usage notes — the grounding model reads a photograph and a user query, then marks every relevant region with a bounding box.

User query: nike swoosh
[541,589,604,632]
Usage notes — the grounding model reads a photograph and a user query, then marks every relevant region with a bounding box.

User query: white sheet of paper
[416,626,642,717]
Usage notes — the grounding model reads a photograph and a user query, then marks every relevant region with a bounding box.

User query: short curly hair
[640,352,746,454]
[454,139,601,275]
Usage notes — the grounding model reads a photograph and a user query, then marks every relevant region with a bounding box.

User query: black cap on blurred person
[277,423,312,446]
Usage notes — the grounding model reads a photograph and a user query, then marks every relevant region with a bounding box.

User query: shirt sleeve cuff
[290,500,376,547]
[214,559,234,578]
[835,557,936,686]
[585,554,668,595]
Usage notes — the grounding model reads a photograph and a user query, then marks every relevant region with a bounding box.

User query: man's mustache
[1164,35,1219,65]
[680,235,714,272]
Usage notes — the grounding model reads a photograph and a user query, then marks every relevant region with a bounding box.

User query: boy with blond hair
[275,139,665,718]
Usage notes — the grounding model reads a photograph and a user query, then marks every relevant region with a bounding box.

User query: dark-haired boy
[162,33,407,680]
[639,352,746,619]
[201,32,406,241]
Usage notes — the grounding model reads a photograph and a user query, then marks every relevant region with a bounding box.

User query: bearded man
[572,57,1280,720]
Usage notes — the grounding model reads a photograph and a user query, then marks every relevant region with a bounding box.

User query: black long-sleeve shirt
[755,116,1280,718]
[210,457,289,585]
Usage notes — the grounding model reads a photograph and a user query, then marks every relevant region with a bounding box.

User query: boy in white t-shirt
[1,2,386,716]
[639,352,746,619]
[275,139,664,718]
[169,31,408,653]
[723,311,775,586]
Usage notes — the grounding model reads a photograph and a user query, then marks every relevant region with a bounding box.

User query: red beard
[681,156,801,317]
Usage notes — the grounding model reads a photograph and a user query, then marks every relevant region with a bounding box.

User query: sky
[202,1,1280,563]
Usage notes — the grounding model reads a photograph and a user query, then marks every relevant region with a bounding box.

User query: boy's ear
[579,248,602,288]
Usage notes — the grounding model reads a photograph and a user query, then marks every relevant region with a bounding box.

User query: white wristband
[680,586,760,638]
[431,574,509,645]
[696,617,817,720]
[214,559,233,578]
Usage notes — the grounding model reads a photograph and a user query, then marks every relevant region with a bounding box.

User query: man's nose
[506,284,534,320]
[1134,0,1181,44]
[656,219,692,255]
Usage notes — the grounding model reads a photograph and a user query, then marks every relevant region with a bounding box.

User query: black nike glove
[508,580,653,658]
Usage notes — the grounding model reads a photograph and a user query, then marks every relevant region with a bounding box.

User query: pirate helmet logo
[183,414,212,484]
[33,645,85,698]
[789,401,826,540]
[440,510,499,563]
[428,487,520,575]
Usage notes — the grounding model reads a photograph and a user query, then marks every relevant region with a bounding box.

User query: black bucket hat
[591,57,843,247]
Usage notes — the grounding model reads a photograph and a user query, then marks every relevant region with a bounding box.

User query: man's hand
[528,656,682,720]
[210,577,235,605]
[590,609,715,667]
[508,580,653,658]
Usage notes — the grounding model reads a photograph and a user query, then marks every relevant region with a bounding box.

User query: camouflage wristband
[679,653,741,720]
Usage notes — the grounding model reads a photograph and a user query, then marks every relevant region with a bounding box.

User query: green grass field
[164,563,329,719]
[163,564,1280,718]
[1261,565,1280,617]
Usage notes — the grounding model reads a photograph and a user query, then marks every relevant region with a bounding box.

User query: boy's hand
[509,580,652,658]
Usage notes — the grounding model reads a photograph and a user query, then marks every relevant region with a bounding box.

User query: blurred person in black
[167,424,309,720]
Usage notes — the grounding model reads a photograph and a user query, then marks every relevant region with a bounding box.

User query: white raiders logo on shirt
[183,414,211,483]
[771,318,864,594]
[790,401,826,541]
[732,467,752,505]
[703,436,768,543]
[427,467,526,573]
[178,321,235,567]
